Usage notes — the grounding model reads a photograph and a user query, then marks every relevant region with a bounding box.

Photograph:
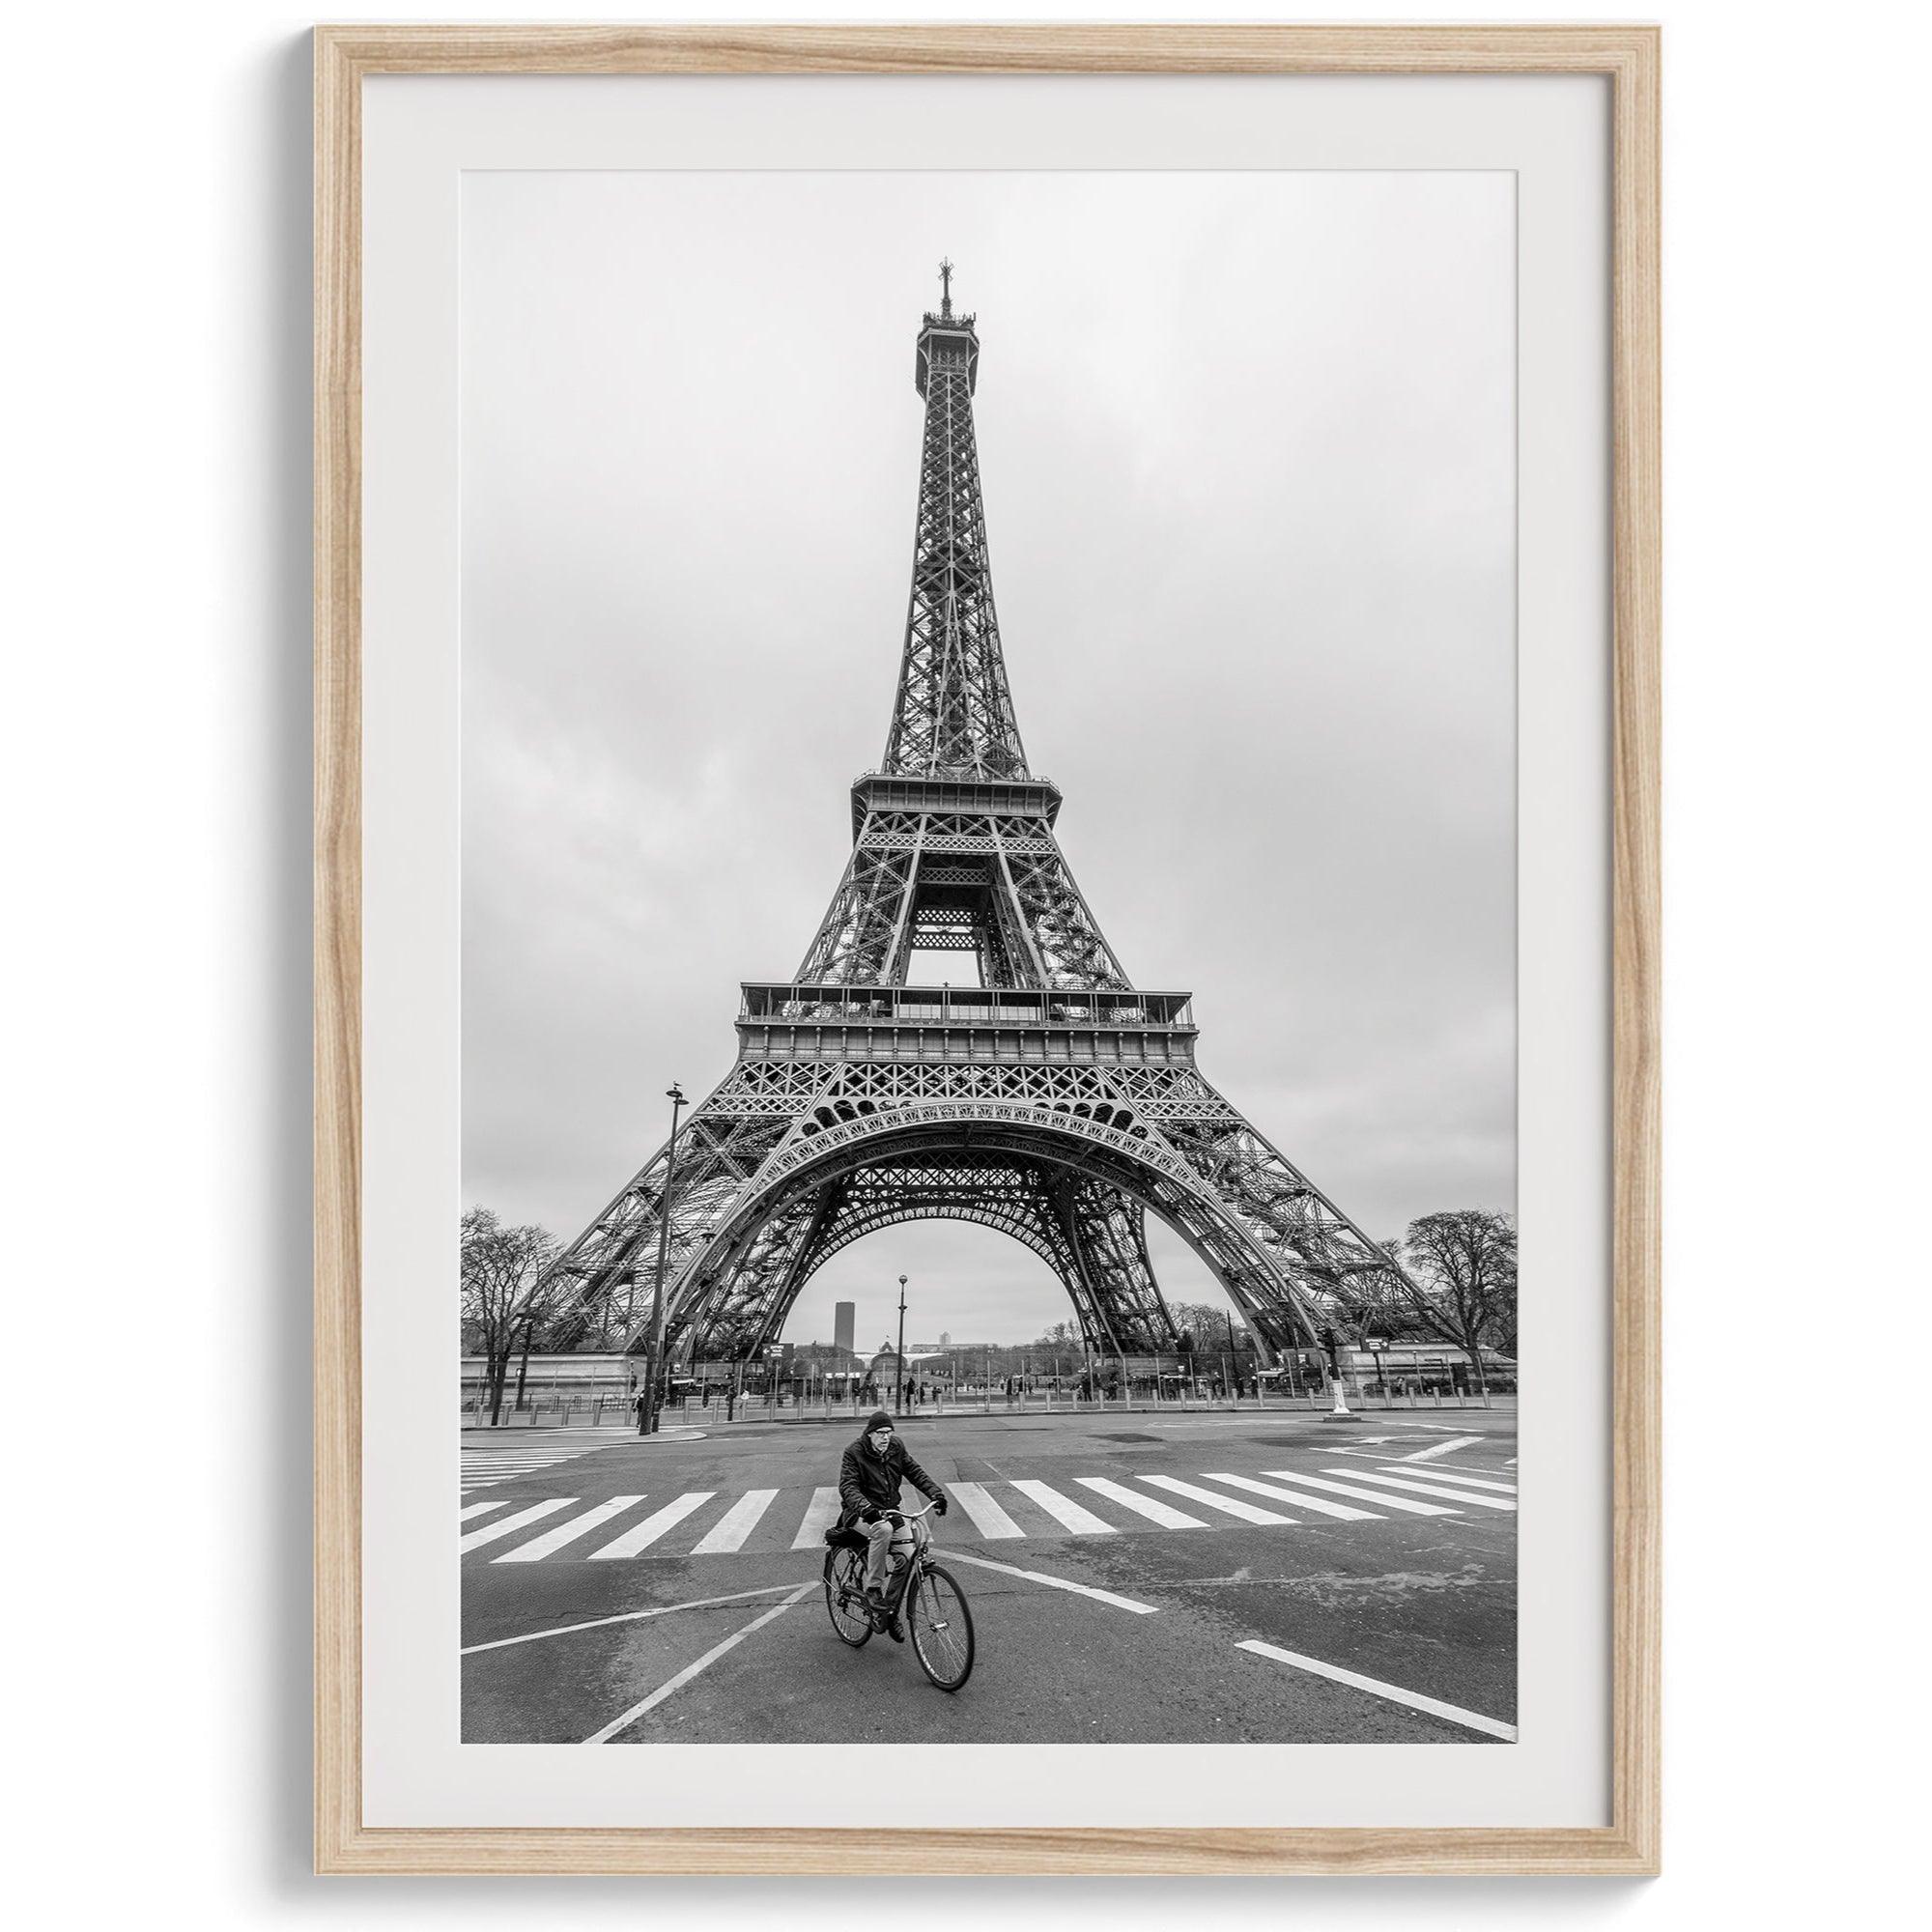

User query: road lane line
[949,1481,1026,1539]
[1201,1473,1381,1521]
[459,1499,513,1521]
[1403,1435,1484,1463]
[458,1498,575,1552]
[790,1486,842,1548]
[1141,1474,1295,1524]
[1325,1468,1517,1512]
[1259,1471,1463,1517]
[582,1582,818,1743]
[691,1488,780,1553]
[1009,1479,1118,1534]
[462,1583,807,1656]
[493,1495,646,1563]
[1074,1476,1207,1528]
[945,1549,1157,1614]
[1237,1639,1517,1741]
[587,1491,716,1558]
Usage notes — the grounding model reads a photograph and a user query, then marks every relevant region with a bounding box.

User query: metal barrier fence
[459,1383,1515,1428]
[732,1383,1512,1421]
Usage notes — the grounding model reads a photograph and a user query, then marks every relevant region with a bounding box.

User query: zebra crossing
[461,1429,638,1494]
[460,1462,1518,1564]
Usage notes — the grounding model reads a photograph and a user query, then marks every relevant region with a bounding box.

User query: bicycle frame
[876,1500,939,1611]
[824,1499,943,1622]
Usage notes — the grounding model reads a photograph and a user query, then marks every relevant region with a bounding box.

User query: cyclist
[838,1408,949,1622]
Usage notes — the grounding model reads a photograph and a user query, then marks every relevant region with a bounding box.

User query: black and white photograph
[457,171,1520,1745]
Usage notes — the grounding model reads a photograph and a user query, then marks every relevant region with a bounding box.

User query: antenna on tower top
[938,257,954,319]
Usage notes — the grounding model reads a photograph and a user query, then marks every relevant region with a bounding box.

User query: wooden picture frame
[315,21,1659,1877]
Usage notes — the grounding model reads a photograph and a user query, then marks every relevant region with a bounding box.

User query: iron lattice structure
[550,273,1403,1364]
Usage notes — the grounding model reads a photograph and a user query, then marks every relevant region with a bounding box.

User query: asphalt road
[459,1410,1517,1747]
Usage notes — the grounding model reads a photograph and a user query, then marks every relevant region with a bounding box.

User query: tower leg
[1058,1179,1179,1353]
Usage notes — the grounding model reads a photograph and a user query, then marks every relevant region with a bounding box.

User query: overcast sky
[461,170,1515,1351]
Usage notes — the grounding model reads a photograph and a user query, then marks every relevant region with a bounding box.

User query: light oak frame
[315,21,1660,1877]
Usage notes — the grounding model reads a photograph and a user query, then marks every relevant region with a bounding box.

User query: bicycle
[822,1499,975,1691]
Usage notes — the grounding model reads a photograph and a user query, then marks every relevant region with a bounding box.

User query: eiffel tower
[551,267,1400,1368]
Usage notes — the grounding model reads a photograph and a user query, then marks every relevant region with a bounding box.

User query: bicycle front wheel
[824,1547,872,1647]
[908,1562,974,1690]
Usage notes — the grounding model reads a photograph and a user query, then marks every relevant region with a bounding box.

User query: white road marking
[462,1583,806,1656]
[1259,1470,1463,1517]
[458,1497,574,1552]
[1382,1463,1516,1492]
[949,1481,1026,1540]
[458,1462,1511,1561]
[582,1582,818,1743]
[1202,1473,1381,1521]
[1237,1639,1518,1741]
[790,1486,842,1549]
[1326,1468,1517,1513]
[493,1495,646,1564]
[1075,1476,1207,1528]
[1403,1435,1485,1463]
[1141,1473,1295,1524]
[1009,1479,1118,1534]
[945,1549,1157,1614]
[587,1491,716,1558]
[691,1488,779,1553]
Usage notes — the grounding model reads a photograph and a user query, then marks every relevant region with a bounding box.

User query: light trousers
[860,1512,927,1595]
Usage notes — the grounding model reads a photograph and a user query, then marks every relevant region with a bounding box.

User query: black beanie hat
[865,1409,895,1434]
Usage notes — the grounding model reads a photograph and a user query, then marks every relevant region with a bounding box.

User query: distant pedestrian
[633,1385,648,1435]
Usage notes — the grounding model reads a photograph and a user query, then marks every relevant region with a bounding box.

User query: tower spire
[885,283,1029,780]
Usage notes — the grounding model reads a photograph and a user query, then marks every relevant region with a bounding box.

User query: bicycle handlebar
[885,1499,941,1520]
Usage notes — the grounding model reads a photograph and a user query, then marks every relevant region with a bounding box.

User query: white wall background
[6,0,1924,1920]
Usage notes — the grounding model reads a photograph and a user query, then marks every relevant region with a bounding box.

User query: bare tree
[461,1206,561,1425]
[1387,1209,1518,1394]
[1165,1299,1248,1356]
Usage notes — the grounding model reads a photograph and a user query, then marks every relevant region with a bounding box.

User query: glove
[934,1495,949,1518]
[861,1507,882,1524]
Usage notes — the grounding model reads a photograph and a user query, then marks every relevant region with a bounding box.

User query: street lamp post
[895,1273,908,1414]
[641,1082,686,1436]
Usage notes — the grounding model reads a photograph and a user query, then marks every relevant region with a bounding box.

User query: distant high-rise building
[834,1301,856,1356]
[940,1331,951,1348]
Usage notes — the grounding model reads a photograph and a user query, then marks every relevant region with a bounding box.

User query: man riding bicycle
[838,1408,949,1619]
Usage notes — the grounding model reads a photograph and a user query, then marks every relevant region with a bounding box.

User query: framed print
[315,23,1659,1876]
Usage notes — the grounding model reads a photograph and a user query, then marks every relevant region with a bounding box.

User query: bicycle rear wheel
[824,1547,872,1647]
[907,1562,974,1690]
